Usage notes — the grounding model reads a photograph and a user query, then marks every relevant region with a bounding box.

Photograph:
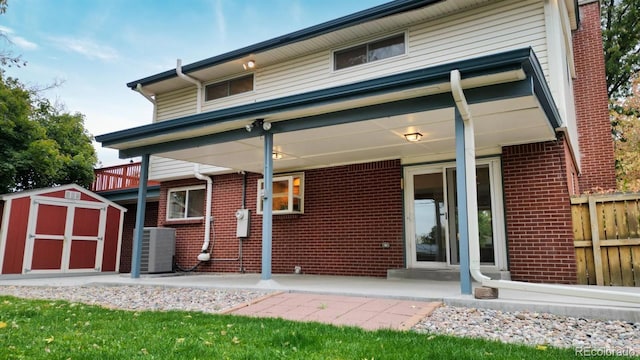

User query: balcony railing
[92,162,159,192]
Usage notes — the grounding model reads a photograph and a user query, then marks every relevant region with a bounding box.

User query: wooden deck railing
[91,162,159,192]
[572,193,640,287]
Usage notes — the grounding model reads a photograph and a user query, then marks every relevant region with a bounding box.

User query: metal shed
[0,184,126,276]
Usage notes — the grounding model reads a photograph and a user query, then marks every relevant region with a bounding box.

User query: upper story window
[257,173,304,215]
[334,33,406,71]
[205,74,254,101]
[167,185,205,220]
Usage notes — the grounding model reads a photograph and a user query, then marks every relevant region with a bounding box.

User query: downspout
[176,59,202,113]
[450,70,640,304]
[194,165,212,262]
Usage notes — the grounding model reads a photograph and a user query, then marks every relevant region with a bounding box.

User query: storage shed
[0,184,126,275]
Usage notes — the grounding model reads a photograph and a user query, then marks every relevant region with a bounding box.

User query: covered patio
[97,48,561,295]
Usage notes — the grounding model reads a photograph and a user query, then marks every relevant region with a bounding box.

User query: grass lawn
[0,295,629,359]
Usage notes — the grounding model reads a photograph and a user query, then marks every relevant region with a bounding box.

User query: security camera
[262,122,272,131]
[245,124,253,132]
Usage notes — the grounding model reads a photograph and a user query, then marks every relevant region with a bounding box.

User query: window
[257,173,304,214]
[167,186,205,220]
[334,33,405,70]
[205,74,254,101]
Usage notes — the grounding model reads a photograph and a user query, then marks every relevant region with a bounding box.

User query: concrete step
[387,268,510,281]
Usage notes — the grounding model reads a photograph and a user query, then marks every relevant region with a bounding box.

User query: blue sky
[1,0,387,166]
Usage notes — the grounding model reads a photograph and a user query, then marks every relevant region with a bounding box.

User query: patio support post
[455,108,472,295]
[131,153,150,279]
[261,127,274,280]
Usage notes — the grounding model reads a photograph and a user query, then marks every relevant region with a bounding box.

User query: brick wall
[118,201,159,273]
[161,160,404,277]
[572,1,617,191]
[502,135,577,283]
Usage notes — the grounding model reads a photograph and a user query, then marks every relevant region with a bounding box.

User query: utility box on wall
[235,209,250,238]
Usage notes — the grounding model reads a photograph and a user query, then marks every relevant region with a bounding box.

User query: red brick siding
[572,1,617,191]
[118,201,159,273]
[161,160,404,277]
[502,136,577,284]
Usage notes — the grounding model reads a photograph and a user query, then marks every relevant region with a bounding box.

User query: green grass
[0,295,630,359]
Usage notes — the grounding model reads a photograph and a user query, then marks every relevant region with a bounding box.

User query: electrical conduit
[450,69,640,304]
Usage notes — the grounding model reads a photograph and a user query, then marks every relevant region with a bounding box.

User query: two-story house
[97,0,616,285]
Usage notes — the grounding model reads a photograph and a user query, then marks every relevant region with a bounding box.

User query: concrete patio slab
[1,272,639,322]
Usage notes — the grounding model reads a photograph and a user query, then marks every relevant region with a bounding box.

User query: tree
[0,1,96,193]
[0,73,97,193]
[601,0,640,98]
[612,75,640,191]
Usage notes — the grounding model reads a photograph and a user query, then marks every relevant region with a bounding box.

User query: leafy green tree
[612,75,640,191]
[0,1,96,193]
[0,73,97,193]
[602,0,640,98]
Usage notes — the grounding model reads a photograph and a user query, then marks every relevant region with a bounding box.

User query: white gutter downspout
[176,59,202,113]
[194,165,212,262]
[450,70,640,304]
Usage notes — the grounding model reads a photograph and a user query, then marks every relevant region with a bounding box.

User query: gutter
[450,70,640,304]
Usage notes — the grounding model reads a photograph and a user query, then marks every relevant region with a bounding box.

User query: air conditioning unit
[140,227,175,274]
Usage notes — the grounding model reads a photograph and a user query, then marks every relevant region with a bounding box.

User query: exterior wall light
[243,60,256,70]
[404,132,423,142]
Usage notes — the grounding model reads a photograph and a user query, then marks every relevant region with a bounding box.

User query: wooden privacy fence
[572,193,640,287]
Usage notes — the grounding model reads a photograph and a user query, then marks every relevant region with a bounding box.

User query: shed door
[23,197,107,274]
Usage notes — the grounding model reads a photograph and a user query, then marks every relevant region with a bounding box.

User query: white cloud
[50,37,119,61]
[11,36,38,50]
[0,25,38,50]
[215,0,226,40]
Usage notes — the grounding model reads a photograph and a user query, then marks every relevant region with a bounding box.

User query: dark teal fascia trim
[97,186,160,203]
[522,50,561,129]
[126,0,443,89]
[99,47,545,149]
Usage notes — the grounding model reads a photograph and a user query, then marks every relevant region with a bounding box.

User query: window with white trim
[257,173,304,214]
[334,33,406,70]
[167,186,206,220]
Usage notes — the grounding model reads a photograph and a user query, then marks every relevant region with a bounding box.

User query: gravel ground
[0,285,271,313]
[414,304,640,356]
[1,285,639,355]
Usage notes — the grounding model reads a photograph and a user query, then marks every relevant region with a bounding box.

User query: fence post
[588,195,604,285]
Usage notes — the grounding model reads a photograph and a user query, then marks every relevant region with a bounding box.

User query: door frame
[403,157,507,271]
[22,196,107,275]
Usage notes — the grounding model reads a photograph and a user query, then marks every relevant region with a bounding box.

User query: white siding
[149,156,230,181]
[152,0,551,180]
[156,86,198,122]
[156,0,548,122]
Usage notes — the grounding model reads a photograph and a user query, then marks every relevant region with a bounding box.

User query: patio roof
[97,47,561,173]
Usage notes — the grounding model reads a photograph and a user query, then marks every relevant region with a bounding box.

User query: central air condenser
[140,227,176,274]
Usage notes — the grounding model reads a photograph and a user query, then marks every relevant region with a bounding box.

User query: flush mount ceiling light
[404,132,423,142]
[243,60,256,70]
[272,152,283,160]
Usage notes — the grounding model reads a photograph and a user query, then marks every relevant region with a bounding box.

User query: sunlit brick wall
[502,135,577,284]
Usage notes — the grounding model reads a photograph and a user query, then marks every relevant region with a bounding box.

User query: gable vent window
[334,33,405,70]
[205,74,254,101]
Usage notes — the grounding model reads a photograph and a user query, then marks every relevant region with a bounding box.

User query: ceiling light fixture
[404,132,423,142]
[272,152,283,160]
[243,60,256,70]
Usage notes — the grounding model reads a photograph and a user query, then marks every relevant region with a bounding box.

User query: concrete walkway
[1,273,639,323]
